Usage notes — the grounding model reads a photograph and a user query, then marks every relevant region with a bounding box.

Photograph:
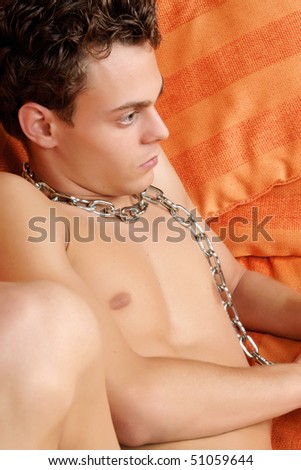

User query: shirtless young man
[0,0,300,451]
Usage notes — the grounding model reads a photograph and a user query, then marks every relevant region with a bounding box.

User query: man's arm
[112,355,301,447]
[232,269,301,340]
[1,172,300,448]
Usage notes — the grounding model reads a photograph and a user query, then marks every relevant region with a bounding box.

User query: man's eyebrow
[111,76,164,112]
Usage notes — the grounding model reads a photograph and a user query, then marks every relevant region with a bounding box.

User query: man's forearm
[110,354,301,447]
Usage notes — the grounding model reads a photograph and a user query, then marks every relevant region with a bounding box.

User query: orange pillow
[156,0,301,218]
[0,124,27,174]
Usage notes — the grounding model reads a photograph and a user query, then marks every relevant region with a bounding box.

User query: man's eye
[119,111,138,125]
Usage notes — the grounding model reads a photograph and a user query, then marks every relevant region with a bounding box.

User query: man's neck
[22,162,147,223]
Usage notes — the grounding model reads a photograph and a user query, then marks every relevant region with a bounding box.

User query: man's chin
[137,170,155,193]
[110,172,155,198]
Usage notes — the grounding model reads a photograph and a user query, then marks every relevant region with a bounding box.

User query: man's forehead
[110,76,164,113]
[87,42,158,80]
[84,44,163,109]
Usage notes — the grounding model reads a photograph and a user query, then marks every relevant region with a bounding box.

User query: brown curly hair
[0,0,161,140]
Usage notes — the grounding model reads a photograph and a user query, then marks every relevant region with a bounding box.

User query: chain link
[22,163,272,365]
[22,163,148,222]
[142,185,273,366]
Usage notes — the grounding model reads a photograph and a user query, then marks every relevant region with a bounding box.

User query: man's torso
[0,166,272,449]
[63,186,272,449]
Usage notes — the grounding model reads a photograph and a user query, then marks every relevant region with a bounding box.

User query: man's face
[53,42,169,198]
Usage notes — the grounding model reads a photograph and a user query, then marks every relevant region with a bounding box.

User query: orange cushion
[0,125,27,173]
[157,0,301,217]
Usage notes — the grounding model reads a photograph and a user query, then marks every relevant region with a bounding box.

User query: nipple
[109,292,131,310]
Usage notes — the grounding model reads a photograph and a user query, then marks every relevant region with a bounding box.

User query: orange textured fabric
[0,125,27,173]
[156,0,301,217]
[0,0,300,449]
[156,0,301,449]
[209,178,301,259]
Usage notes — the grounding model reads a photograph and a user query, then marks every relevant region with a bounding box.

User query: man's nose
[141,108,169,144]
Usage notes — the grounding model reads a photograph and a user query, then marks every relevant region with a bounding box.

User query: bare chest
[67,205,246,365]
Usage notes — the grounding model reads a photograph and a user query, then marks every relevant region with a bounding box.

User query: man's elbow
[109,381,165,448]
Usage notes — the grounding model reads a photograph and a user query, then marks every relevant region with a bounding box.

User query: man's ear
[18,103,58,149]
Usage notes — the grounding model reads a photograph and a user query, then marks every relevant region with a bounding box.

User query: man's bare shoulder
[0,171,49,207]
[0,172,57,237]
[153,149,189,205]
[0,170,28,189]
[0,172,74,283]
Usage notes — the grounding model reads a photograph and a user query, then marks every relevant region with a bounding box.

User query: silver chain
[22,162,148,223]
[22,163,272,365]
[142,186,273,366]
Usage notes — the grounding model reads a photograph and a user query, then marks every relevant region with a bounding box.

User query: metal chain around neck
[22,162,148,223]
[22,162,272,365]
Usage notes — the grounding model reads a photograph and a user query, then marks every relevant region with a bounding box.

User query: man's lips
[139,155,159,169]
